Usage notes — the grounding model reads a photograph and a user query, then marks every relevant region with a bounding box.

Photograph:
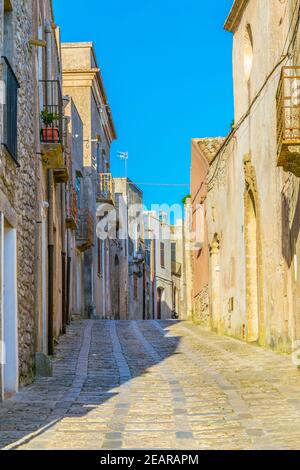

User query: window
[171,242,176,263]
[75,176,81,210]
[1,56,19,162]
[2,1,19,162]
[133,273,138,300]
[145,240,151,266]
[160,242,165,268]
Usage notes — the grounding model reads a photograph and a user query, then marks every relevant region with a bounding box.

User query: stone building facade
[144,211,173,320]
[0,0,37,397]
[191,0,300,353]
[190,139,223,327]
[170,220,186,319]
[64,97,84,319]
[61,42,117,320]
[111,178,145,320]
[0,0,69,397]
[0,0,116,401]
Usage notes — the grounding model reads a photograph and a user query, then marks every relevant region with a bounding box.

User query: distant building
[170,220,187,320]
[112,178,145,320]
[62,42,117,319]
[144,211,173,320]
[64,98,85,319]
[190,138,224,327]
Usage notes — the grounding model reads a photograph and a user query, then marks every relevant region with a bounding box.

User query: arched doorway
[157,287,164,320]
[209,233,221,331]
[245,190,259,342]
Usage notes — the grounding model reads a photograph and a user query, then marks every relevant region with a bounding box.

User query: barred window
[1,56,19,162]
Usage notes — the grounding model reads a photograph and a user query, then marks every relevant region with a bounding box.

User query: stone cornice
[224,0,249,32]
[62,43,117,140]
[63,68,117,141]
[62,68,100,82]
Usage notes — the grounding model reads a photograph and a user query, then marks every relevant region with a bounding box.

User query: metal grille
[39,79,63,144]
[67,184,78,225]
[76,209,94,247]
[98,173,115,204]
[1,56,20,162]
[277,66,300,150]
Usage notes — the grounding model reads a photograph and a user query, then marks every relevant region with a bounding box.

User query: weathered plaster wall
[204,0,300,352]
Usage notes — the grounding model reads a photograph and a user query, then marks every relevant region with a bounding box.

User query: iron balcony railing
[66,184,78,230]
[277,66,300,152]
[171,261,182,277]
[98,173,115,204]
[1,56,20,162]
[39,79,63,144]
[76,209,94,250]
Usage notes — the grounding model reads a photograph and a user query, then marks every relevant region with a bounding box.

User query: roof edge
[224,0,249,32]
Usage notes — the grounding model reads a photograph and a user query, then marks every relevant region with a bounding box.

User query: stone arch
[209,233,221,331]
[244,155,264,343]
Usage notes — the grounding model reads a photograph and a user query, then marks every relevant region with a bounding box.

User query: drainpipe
[45,20,54,355]
[152,238,156,320]
[47,170,54,356]
[66,246,71,324]
[61,182,67,334]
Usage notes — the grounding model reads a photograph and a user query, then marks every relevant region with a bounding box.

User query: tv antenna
[117,151,129,178]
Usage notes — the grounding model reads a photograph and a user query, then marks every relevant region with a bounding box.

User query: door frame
[1,216,18,398]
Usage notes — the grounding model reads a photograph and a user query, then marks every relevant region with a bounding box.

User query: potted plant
[40,110,60,143]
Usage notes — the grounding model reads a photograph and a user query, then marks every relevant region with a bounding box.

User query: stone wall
[203,0,300,353]
[192,286,210,327]
[0,0,37,385]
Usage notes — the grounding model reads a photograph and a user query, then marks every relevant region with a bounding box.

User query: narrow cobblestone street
[1,320,300,450]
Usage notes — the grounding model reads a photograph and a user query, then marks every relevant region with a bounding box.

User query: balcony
[97,173,115,205]
[1,56,20,163]
[39,80,68,182]
[171,261,182,277]
[66,185,78,230]
[76,209,94,252]
[277,66,300,176]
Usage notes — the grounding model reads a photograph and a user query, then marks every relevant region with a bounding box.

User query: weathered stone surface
[0,0,37,388]
[35,353,53,378]
[1,319,300,450]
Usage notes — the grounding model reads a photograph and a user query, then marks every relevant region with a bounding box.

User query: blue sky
[53,0,234,211]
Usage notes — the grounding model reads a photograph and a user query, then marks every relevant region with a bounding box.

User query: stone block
[35,353,53,378]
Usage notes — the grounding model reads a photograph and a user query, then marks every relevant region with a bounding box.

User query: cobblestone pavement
[1,319,300,450]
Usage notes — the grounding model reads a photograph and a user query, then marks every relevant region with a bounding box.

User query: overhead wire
[207,0,300,189]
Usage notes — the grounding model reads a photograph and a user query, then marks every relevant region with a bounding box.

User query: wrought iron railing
[277,66,300,152]
[1,56,20,162]
[98,173,115,204]
[171,261,182,277]
[39,79,63,144]
[76,209,94,249]
[66,185,78,229]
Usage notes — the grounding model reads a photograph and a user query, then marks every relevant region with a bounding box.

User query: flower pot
[41,127,59,143]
